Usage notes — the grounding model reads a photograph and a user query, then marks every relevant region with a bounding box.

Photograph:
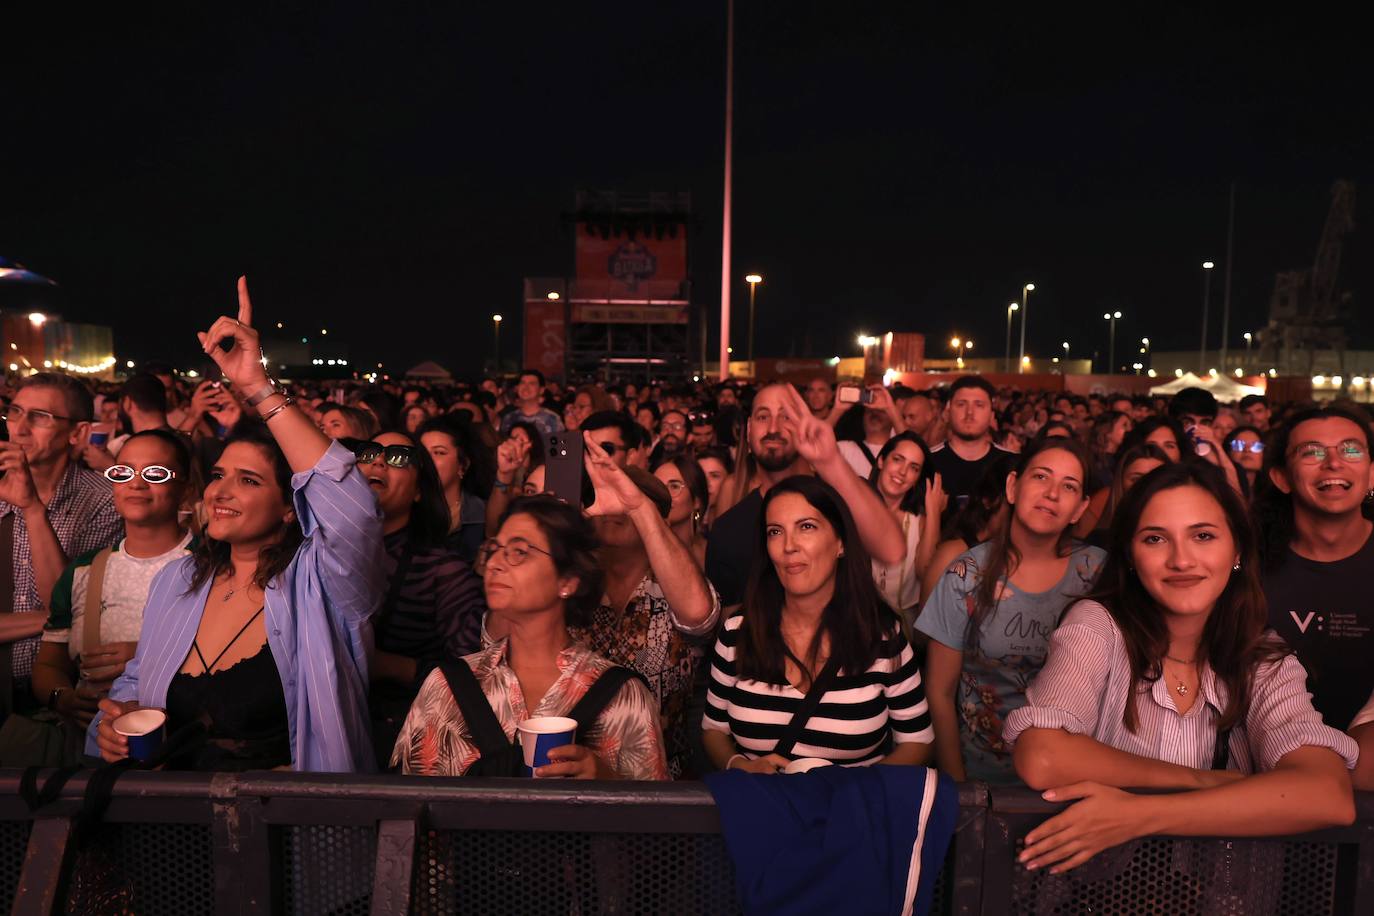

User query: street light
[1243,331,1253,372]
[1005,302,1019,372]
[744,273,763,367]
[1199,261,1215,372]
[492,314,503,373]
[1017,283,1035,373]
[1103,311,1122,373]
[950,336,972,367]
[27,312,46,327]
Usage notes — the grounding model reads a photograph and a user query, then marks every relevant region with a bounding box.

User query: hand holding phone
[544,432,587,506]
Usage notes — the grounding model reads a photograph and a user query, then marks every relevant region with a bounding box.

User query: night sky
[2,4,1369,375]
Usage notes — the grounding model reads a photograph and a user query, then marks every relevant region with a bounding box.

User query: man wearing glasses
[0,374,123,725]
[1262,406,1374,731]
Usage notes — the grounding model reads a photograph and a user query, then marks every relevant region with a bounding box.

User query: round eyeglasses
[105,465,178,484]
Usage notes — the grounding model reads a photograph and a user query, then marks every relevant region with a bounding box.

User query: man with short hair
[1240,394,1272,432]
[1262,406,1374,730]
[581,410,638,470]
[901,390,940,441]
[803,377,834,420]
[104,373,172,459]
[687,411,717,451]
[649,409,689,466]
[1109,396,1133,417]
[705,383,905,607]
[928,376,1012,511]
[498,369,563,441]
[0,374,123,720]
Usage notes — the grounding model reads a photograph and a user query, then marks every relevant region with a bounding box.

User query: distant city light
[28,312,46,326]
[546,292,560,301]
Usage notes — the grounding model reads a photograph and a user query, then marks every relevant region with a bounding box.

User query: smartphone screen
[544,432,586,507]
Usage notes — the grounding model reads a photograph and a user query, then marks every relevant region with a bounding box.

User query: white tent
[404,360,452,381]
[1149,372,1264,402]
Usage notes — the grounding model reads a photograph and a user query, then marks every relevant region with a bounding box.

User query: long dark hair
[967,437,1092,653]
[867,431,933,516]
[736,476,891,687]
[1120,414,1187,459]
[951,451,1016,547]
[1107,442,1173,523]
[187,424,304,592]
[1093,461,1285,732]
[384,430,452,550]
[1254,405,1374,570]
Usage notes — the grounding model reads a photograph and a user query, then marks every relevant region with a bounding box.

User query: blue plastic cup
[89,431,110,447]
[517,716,577,777]
[113,708,167,762]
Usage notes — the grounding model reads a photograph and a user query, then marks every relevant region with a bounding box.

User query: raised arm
[0,447,71,611]
[584,436,715,631]
[776,384,905,564]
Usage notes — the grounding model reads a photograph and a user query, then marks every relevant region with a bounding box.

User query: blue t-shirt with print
[916,540,1105,783]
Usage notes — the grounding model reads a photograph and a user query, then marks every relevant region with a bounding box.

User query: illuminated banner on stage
[571,304,689,324]
[575,225,687,300]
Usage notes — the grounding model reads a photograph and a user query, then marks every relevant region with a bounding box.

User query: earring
[1366,489,1374,502]
[559,591,569,598]
[1232,562,1241,571]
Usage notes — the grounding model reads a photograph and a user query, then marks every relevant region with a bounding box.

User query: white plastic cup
[517,716,577,777]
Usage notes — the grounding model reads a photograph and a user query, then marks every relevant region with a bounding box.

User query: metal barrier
[2,769,1372,915]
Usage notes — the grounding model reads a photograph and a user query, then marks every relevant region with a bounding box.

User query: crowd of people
[0,280,1371,874]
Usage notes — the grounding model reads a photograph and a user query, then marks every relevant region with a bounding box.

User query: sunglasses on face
[341,438,419,469]
[1228,440,1265,455]
[590,439,623,456]
[105,465,178,484]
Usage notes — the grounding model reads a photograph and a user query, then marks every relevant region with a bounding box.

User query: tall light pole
[1199,261,1215,373]
[1017,283,1035,373]
[1103,311,1122,373]
[1004,302,1019,372]
[492,314,503,374]
[1140,337,1151,372]
[1243,331,1253,373]
[745,273,762,368]
[950,336,973,369]
[717,0,735,381]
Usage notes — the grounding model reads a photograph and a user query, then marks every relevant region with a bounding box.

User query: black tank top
[166,642,291,771]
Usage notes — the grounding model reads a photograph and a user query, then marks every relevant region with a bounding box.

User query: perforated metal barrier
[1,771,1371,915]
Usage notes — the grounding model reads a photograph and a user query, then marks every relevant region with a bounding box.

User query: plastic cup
[783,757,833,775]
[517,716,577,777]
[113,708,167,762]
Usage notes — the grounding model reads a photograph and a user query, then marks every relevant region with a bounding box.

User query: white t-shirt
[42,532,195,659]
[838,439,887,481]
[872,509,924,617]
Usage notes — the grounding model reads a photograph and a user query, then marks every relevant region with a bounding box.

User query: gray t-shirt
[916,540,1105,783]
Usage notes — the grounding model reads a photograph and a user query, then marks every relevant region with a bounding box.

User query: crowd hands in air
[0,279,1371,872]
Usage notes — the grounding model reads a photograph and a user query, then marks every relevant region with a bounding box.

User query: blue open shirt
[94,440,385,772]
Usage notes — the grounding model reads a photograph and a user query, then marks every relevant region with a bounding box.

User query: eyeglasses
[660,419,687,432]
[661,478,687,494]
[341,438,419,469]
[1290,440,1369,465]
[2,405,76,429]
[478,537,552,570]
[1228,440,1265,455]
[105,465,178,484]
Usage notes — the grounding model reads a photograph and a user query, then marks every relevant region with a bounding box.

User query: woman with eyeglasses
[392,495,669,778]
[1223,425,1265,494]
[344,430,487,768]
[95,278,385,772]
[652,454,710,568]
[32,430,195,761]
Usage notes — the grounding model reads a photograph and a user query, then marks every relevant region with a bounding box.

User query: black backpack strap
[439,661,512,763]
[773,655,843,759]
[19,764,82,812]
[567,666,645,735]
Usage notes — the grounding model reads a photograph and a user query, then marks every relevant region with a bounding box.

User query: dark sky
[2,4,1369,375]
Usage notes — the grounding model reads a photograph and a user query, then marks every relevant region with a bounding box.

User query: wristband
[492,479,511,491]
[243,381,281,407]
[726,753,747,771]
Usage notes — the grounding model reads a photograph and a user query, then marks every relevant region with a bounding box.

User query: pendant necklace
[1165,655,1195,696]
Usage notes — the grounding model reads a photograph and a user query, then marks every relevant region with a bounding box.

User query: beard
[753,439,798,472]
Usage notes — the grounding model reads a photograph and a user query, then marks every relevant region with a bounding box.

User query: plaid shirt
[2,461,123,678]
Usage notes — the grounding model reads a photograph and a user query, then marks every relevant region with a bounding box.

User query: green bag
[0,707,80,767]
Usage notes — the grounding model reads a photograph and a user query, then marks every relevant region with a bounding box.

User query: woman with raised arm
[1005,462,1356,874]
[94,278,385,772]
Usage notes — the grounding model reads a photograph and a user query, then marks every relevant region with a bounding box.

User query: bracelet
[260,396,295,423]
[726,753,747,771]
[492,479,511,491]
[242,381,281,407]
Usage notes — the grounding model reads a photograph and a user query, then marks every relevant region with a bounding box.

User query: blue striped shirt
[95,440,385,772]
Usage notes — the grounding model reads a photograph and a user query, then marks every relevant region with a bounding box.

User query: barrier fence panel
[1,770,1370,916]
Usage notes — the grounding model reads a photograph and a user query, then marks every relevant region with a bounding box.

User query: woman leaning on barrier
[93,278,386,772]
[1004,461,1357,874]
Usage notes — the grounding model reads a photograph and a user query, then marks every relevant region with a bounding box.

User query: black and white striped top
[704,613,935,765]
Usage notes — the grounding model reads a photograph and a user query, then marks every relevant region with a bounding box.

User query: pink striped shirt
[1003,600,1358,772]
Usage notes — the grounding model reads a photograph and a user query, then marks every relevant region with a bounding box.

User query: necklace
[221,573,256,602]
[1164,656,1195,696]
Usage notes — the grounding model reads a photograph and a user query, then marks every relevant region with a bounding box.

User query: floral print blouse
[390,636,669,780]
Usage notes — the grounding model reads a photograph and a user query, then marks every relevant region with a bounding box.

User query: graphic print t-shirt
[916,541,1105,783]
[1263,531,1374,729]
